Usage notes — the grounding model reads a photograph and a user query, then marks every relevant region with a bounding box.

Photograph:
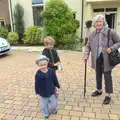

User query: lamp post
[80,0,84,40]
[8,0,14,31]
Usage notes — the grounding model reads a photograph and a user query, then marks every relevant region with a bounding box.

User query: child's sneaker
[53,111,57,114]
[44,114,49,119]
[50,110,57,115]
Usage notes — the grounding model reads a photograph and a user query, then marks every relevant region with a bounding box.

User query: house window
[93,8,104,12]
[0,20,6,26]
[32,0,43,4]
[33,6,43,27]
[106,8,117,12]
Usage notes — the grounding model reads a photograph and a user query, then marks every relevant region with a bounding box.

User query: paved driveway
[0,51,120,120]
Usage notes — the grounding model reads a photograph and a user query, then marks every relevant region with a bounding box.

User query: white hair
[92,14,108,28]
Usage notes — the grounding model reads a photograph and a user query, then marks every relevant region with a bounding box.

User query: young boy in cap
[35,55,60,119]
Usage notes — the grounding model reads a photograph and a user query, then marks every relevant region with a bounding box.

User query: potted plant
[84,20,92,45]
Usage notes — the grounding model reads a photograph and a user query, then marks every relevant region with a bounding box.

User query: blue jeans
[40,94,57,117]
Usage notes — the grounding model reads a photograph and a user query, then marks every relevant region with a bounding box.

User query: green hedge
[8,32,19,44]
[57,36,83,50]
[0,27,9,39]
[24,26,41,45]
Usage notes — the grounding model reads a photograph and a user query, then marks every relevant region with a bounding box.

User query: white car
[0,37,11,55]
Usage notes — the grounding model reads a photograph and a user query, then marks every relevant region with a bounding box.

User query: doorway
[105,13,115,29]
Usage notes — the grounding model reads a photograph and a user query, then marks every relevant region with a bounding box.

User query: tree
[41,0,79,48]
[13,3,24,43]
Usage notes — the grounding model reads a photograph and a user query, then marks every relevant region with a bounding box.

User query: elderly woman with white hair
[84,14,120,104]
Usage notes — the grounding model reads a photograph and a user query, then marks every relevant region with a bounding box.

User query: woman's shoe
[103,96,111,104]
[91,90,102,97]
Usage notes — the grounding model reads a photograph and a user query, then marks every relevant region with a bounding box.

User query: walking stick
[84,60,87,97]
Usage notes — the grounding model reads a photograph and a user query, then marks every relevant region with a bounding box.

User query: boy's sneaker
[45,116,49,119]
[53,111,57,114]
[44,114,49,119]
[49,109,57,114]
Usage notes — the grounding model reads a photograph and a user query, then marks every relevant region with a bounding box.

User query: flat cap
[35,55,49,64]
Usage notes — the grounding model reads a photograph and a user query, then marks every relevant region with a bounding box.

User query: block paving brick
[0,51,120,120]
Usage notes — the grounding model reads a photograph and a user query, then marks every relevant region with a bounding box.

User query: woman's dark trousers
[96,53,113,93]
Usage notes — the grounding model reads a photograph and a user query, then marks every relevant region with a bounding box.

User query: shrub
[5,24,11,32]
[0,27,9,39]
[13,3,24,43]
[24,26,41,45]
[41,0,79,49]
[57,36,82,50]
[8,32,19,44]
